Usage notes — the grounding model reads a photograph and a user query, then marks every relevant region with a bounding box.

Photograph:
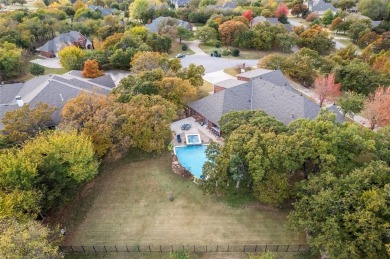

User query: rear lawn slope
[64,155,303,245]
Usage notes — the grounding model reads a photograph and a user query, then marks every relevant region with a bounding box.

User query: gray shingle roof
[68,70,116,88]
[88,5,116,16]
[310,0,337,12]
[0,73,114,129]
[189,70,344,126]
[171,0,191,7]
[214,79,247,89]
[37,31,89,53]
[146,17,191,33]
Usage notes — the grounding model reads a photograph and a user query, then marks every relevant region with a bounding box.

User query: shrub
[215,41,221,48]
[29,63,45,75]
[181,44,188,51]
[305,13,319,22]
[232,48,240,57]
[221,49,230,56]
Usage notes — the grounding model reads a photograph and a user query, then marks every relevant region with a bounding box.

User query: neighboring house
[187,69,343,136]
[221,0,237,9]
[88,5,117,16]
[0,72,115,129]
[251,16,293,32]
[305,0,337,16]
[146,16,193,33]
[37,31,93,58]
[171,0,191,8]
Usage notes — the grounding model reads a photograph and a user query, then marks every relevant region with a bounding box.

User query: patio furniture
[177,134,182,143]
[181,124,191,130]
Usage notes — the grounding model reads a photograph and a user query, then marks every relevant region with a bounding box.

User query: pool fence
[59,244,310,254]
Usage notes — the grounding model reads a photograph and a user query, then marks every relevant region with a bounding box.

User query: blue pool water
[175,145,208,178]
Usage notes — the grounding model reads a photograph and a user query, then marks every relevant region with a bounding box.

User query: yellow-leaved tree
[58,45,84,70]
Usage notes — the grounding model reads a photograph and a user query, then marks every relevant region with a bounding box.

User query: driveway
[31,58,62,69]
[181,55,258,73]
[181,40,208,56]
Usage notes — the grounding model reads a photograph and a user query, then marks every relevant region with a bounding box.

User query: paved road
[181,55,258,73]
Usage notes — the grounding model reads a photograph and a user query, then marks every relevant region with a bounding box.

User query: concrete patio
[170,117,223,146]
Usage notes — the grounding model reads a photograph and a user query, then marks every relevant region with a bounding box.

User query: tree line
[200,110,390,258]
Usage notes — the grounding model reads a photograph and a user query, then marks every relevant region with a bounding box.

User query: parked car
[176,53,185,58]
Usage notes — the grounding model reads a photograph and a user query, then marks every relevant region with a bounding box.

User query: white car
[176,53,185,58]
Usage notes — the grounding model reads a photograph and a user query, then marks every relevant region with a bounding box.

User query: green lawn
[61,154,304,247]
[198,44,286,60]
[170,41,195,57]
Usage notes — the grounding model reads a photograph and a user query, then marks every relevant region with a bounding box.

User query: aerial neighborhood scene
[1,0,390,257]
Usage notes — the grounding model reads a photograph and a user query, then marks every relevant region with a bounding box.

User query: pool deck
[170,117,224,146]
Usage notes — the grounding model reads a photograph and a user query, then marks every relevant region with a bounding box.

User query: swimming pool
[174,145,208,178]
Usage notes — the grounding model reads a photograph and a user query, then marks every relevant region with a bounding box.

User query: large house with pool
[187,69,344,136]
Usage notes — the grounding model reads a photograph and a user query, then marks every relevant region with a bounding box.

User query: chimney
[15,96,24,107]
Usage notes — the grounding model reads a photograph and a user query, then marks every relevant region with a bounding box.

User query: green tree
[0,219,60,258]
[29,63,45,75]
[375,127,390,166]
[58,45,85,70]
[358,0,389,20]
[0,41,24,80]
[337,91,365,117]
[322,9,334,27]
[1,103,56,144]
[177,27,192,43]
[288,161,390,258]
[334,0,356,11]
[157,77,197,108]
[177,63,205,87]
[336,60,390,95]
[347,19,371,43]
[129,0,159,23]
[22,130,99,211]
[195,26,217,44]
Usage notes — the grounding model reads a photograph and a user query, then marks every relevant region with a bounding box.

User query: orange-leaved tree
[363,86,390,130]
[82,59,104,78]
[313,73,341,107]
[218,20,248,46]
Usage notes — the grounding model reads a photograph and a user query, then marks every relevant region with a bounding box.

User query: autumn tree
[313,73,341,107]
[1,103,56,144]
[157,17,179,39]
[297,25,334,54]
[0,219,60,258]
[58,45,85,70]
[291,4,308,17]
[121,94,177,153]
[218,20,248,46]
[363,86,390,129]
[334,0,356,11]
[74,0,85,12]
[130,51,163,73]
[242,9,253,22]
[82,59,104,78]
[157,77,197,108]
[275,2,288,23]
[0,150,41,220]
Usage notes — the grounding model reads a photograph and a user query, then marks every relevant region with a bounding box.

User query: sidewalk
[181,40,208,56]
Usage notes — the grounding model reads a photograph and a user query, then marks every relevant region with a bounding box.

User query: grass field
[170,41,195,57]
[62,154,304,246]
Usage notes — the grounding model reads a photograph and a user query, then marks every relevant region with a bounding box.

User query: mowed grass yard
[63,155,304,246]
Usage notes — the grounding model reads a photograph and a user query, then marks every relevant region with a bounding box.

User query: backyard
[62,154,304,247]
